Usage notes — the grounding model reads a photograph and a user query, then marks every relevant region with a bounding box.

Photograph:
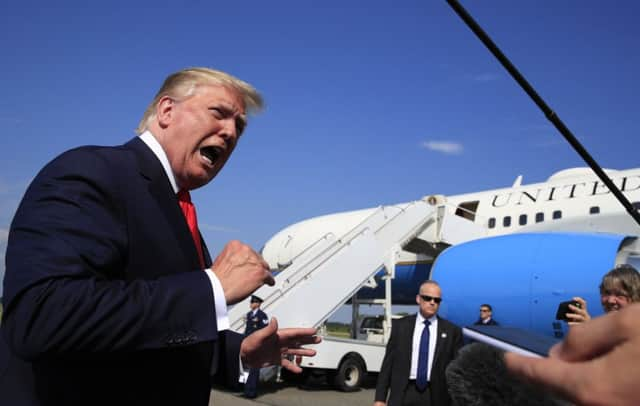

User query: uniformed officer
[244,295,269,398]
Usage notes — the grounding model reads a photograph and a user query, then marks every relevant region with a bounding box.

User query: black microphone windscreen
[445,343,567,406]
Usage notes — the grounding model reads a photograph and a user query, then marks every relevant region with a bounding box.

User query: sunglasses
[420,295,442,304]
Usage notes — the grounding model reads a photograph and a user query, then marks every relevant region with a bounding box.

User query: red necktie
[177,190,205,268]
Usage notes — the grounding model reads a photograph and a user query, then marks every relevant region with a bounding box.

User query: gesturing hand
[240,317,321,373]
[505,303,640,406]
[566,296,591,325]
[212,240,275,305]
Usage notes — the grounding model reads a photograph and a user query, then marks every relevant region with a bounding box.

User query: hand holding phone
[556,297,591,324]
[556,300,581,321]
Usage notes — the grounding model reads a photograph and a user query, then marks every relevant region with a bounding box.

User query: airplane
[258,166,640,338]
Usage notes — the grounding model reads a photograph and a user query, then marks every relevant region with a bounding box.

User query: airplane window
[633,201,640,211]
[535,212,544,223]
[553,210,562,220]
[519,214,527,225]
[488,218,496,228]
[590,206,600,215]
[503,216,511,227]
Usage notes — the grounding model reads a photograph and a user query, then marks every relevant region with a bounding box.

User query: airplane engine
[431,232,639,338]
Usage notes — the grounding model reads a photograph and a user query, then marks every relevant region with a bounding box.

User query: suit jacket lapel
[125,137,202,271]
[432,316,447,367]
[200,230,212,267]
[402,315,417,373]
[405,314,417,345]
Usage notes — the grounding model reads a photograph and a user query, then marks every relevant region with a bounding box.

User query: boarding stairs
[228,199,440,332]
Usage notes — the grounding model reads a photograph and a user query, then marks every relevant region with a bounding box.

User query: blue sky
[1,0,639,298]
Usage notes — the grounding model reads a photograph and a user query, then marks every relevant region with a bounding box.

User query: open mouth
[200,146,223,166]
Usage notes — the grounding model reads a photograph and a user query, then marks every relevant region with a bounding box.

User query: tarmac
[210,373,377,406]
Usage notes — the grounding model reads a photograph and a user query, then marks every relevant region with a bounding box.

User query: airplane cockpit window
[535,212,544,223]
[519,214,527,225]
[503,216,511,227]
[590,206,600,215]
[553,210,562,220]
[488,217,496,228]
[455,201,479,221]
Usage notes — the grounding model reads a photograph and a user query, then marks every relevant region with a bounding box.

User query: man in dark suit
[243,295,269,398]
[374,280,462,406]
[474,303,499,326]
[0,68,319,406]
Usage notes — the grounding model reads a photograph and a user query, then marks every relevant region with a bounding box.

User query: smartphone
[556,300,581,321]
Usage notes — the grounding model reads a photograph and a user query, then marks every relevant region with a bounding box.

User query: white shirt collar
[139,131,179,194]
[417,312,438,325]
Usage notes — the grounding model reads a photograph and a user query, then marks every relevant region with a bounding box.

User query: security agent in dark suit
[474,304,499,326]
[374,280,463,406]
[243,295,269,398]
[0,68,319,406]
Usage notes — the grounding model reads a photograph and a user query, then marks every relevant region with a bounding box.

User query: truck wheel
[333,356,364,392]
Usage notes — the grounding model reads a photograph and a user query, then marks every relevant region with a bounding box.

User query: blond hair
[135,67,263,134]
[600,264,640,302]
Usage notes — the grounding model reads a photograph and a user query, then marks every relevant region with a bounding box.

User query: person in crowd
[474,304,499,326]
[0,67,320,406]
[565,263,640,324]
[374,280,462,406]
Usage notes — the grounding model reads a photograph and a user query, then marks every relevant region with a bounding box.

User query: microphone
[445,343,567,406]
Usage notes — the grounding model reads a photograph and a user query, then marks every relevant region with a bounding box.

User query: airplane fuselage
[261,167,640,270]
[446,167,640,237]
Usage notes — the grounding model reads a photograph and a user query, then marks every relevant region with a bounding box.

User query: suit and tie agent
[243,295,269,398]
[474,303,499,326]
[374,280,463,406]
[0,68,320,406]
